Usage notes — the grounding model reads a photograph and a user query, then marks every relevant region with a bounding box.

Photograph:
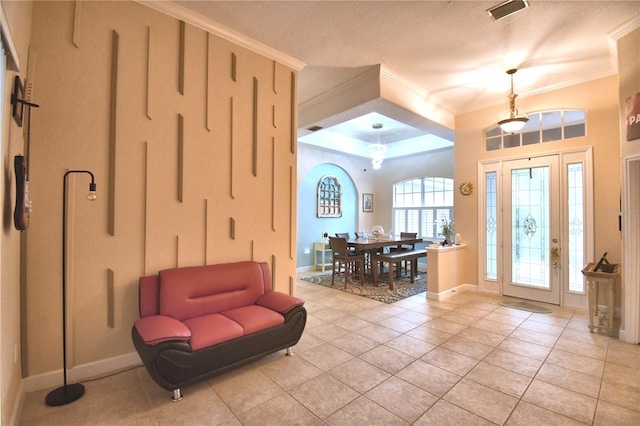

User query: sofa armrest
[256,291,305,314]
[134,315,191,346]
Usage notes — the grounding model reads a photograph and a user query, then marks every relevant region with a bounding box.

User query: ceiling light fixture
[368,123,387,170]
[498,69,529,133]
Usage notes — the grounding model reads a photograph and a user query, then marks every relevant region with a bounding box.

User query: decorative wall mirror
[317,175,342,217]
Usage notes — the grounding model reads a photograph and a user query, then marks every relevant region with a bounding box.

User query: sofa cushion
[221,305,285,335]
[183,313,244,351]
[134,315,191,346]
[256,292,305,314]
[159,261,267,321]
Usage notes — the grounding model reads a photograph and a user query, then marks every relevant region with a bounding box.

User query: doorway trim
[477,146,594,309]
[621,155,639,343]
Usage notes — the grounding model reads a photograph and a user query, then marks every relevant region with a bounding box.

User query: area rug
[499,300,552,314]
[301,273,426,304]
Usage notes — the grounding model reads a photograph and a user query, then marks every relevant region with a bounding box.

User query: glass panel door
[503,156,560,304]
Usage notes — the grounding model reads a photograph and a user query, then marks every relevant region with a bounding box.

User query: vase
[444,234,452,245]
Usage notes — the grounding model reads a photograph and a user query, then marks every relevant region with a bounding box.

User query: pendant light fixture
[498,69,528,133]
[368,123,387,170]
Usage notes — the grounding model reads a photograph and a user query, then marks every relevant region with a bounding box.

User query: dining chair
[336,232,357,254]
[391,232,417,275]
[354,232,377,272]
[328,237,364,288]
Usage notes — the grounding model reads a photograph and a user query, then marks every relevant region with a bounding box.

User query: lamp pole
[45,170,97,406]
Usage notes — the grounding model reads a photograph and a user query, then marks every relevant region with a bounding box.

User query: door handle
[551,247,560,268]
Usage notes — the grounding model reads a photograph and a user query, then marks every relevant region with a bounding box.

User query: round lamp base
[45,383,85,406]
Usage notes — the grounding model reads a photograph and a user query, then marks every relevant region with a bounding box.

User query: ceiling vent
[487,0,529,21]
[307,125,323,132]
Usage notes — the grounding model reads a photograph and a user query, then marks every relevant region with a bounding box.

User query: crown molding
[136,1,305,71]
[379,65,454,114]
[608,14,640,42]
[379,65,455,128]
[298,65,381,116]
[607,14,640,72]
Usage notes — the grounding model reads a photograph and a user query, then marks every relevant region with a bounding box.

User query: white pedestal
[582,263,620,337]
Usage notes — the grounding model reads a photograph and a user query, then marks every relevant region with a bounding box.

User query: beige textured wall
[455,76,621,289]
[373,148,454,233]
[617,26,640,334]
[1,0,34,420]
[25,1,297,376]
[618,27,640,159]
[297,145,454,234]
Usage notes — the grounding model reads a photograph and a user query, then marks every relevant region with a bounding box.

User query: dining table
[346,235,425,283]
[346,235,424,251]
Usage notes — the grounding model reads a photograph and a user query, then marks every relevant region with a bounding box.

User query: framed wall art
[317,175,342,217]
[363,193,373,212]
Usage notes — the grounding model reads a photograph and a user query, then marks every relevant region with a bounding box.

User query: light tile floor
[19,271,640,425]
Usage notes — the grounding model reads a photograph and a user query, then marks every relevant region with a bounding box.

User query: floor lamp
[45,170,97,406]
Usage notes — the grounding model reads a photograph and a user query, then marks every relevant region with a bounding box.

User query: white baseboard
[427,283,478,301]
[22,351,142,393]
[618,328,627,342]
[618,328,638,344]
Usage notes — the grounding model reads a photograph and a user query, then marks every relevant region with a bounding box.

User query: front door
[503,156,560,304]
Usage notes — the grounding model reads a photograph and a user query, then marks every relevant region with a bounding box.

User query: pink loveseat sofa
[131,261,306,400]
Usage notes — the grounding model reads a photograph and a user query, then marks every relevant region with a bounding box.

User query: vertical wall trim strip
[230,97,235,199]
[231,52,236,81]
[272,255,277,288]
[272,137,276,231]
[272,60,277,94]
[289,165,294,259]
[178,114,184,202]
[143,142,148,275]
[204,199,208,265]
[107,269,114,328]
[145,26,152,120]
[272,105,277,128]
[108,30,118,236]
[175,236,179,268]
[252,77,258,177]
[178,21,185,95]
[206,33,212,131]
[72,1,82,48]
[290,71,296,154]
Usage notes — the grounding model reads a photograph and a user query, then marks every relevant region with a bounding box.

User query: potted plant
[441,219,454,245]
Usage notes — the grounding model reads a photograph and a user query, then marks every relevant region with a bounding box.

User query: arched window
[317,175,342,217]
[485,109,586,151]
[392,177,454,238]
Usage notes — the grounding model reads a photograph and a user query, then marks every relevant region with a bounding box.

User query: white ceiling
[164,0,639,158]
